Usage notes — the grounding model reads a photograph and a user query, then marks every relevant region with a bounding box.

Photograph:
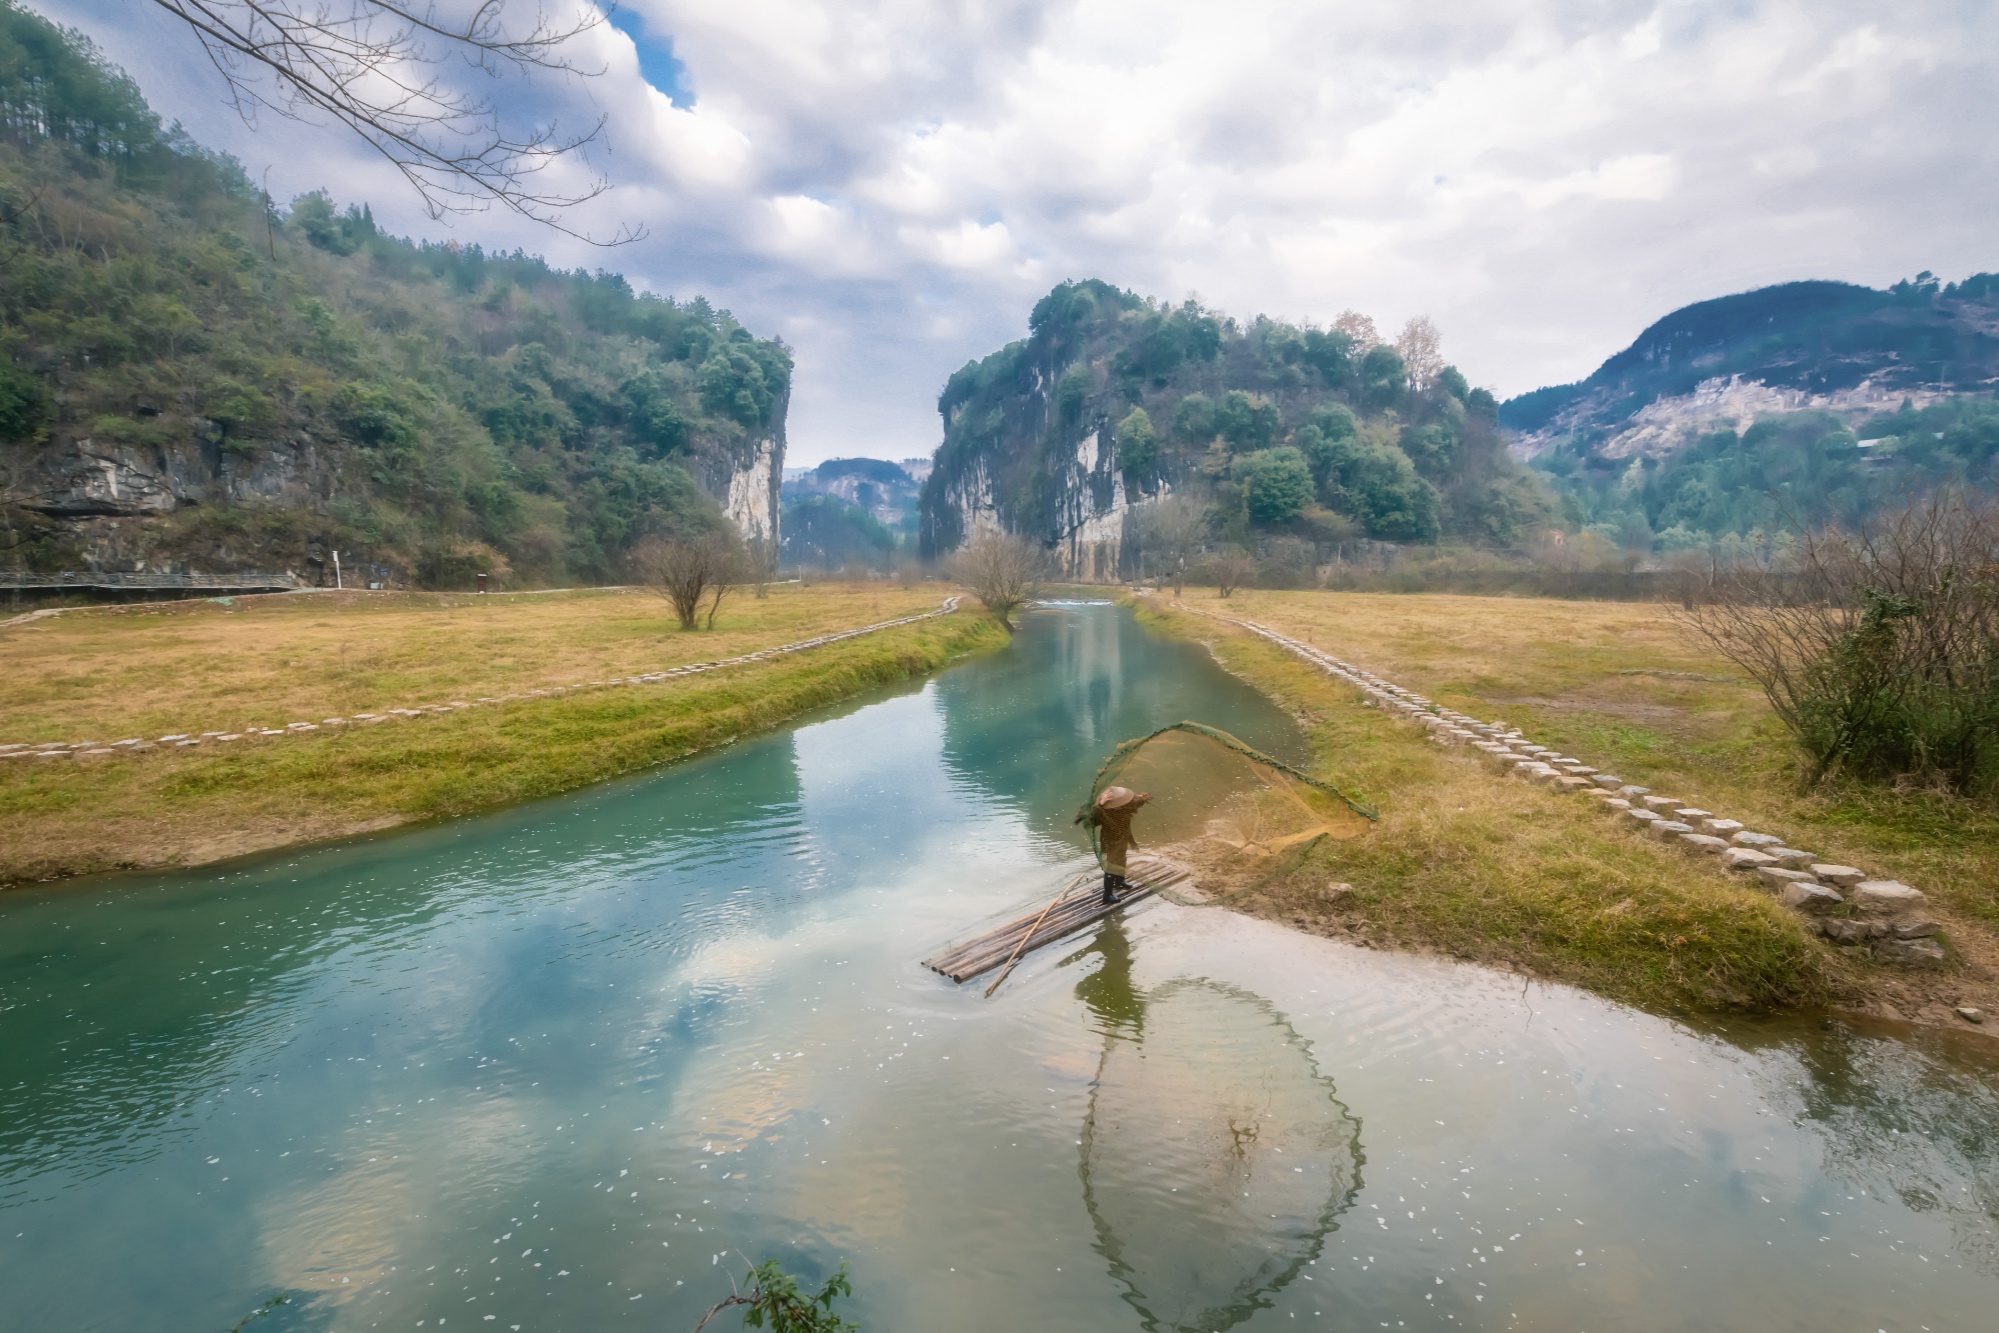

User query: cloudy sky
[39,0,1999,465]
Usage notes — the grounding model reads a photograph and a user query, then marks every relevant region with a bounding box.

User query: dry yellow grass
[1139,588,1999,1021]
[0,584,1005,882]
[1,581,947,743]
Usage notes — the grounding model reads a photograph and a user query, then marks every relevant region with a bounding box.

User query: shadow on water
[1070,918,1364,1332]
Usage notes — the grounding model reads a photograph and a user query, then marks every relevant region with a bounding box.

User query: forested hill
[0,0,789,588]
[920,280,1553,574]
[1503,277,1999,448]
[1503,277,1999,552]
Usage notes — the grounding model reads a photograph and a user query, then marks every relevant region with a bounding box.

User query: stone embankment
[1226,615,1949,970]
[2,596,962,763]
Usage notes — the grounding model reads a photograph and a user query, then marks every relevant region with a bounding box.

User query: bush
[1676,491,1999,793]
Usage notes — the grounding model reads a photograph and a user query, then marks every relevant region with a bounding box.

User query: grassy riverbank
[1136,589,1999,1019]
[0,584,1006,883]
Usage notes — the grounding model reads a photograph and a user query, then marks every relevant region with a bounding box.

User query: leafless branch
[146,0,642,242]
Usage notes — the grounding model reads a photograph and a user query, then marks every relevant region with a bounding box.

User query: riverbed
[3,604,1997,1330]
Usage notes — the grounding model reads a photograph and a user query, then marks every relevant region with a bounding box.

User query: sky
[37,0,1999,466]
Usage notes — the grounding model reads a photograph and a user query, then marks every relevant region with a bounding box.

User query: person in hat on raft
[1082,785,1151,904]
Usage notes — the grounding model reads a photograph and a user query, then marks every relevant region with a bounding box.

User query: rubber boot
[1102,873,1119,905]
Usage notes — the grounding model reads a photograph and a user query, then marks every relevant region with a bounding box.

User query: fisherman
[1084,785,1151,904]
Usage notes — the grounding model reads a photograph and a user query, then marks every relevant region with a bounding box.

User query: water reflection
[1074,922,1362,1331]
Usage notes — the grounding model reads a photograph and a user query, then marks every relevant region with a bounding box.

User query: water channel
[4,603,1999,1331]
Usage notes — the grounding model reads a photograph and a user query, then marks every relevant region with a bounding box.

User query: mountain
[0,0,788,589]
[919,279,1553,574]
[1504,277,1999,548]
[779,457,921,571]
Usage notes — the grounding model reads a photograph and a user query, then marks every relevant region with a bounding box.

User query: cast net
[1077,722,1374,899]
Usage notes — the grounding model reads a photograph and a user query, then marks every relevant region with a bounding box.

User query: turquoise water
[3,604,1998,1331]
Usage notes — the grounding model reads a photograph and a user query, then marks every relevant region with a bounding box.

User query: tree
[1332,309,1380,352]
[143,0,631,239]
[953,529,1042,630]
[631,532,740,630]
[1140,493,1208,595]
[1238,447,1313,526]
[1114,406,1157,479]
[743,534,777,598]
[1209,547,1258,598]
[691,1259,857,1333]
[1394,315,1444,392]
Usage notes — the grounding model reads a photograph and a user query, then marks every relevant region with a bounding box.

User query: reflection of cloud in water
[1081,979,1361,1333]
[1752,1019,1999,1274]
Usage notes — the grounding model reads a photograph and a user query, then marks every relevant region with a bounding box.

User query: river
[3,603,1997,1331]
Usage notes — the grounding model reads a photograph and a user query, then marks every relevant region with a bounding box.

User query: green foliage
[1237,446,1313,525]
[699,1260,858,1333]
[1216,389,1280,452]
[1114,406,1157,479]
[0,3,789,586]
[782,495,898,571]
[922,277,1549,557]
[1325,442,1441,541]
[1055,362,1092,424]
[0,354,48,441]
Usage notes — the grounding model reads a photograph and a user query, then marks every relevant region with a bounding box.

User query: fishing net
[1081,979,1363,1332]
[1077,722,1374,900]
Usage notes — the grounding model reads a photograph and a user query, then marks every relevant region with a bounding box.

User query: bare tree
[742,534,776,599]
[1395,315,1444,392]
[147,0,636,240]
[1673,491,1999,791]
[1209,548,1258,598]
[1331,310,1380,353]
[1140,493,1208,596]
[952,529,1041,631]
[630,532,739,631]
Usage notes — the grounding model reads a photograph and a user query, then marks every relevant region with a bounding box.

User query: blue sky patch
[608,9,693,107]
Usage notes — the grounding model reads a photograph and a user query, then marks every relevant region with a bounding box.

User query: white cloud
[31,0,1999,465]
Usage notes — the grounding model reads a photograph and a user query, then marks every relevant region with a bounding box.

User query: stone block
[1852,881,1926,914]
[1619,786,1651,798]
[1649,820,1694,840]
[1642,795,1683,812]
[75,748,118,762]
[1779,882,1844,914]
[1722,847,1777,871]
[1730,832,1783,848]
[1817,918,1881,944]
[1755,865,1817,890]
[1875,937,1947,967]
[1624,807,1662,825]
[1556,776,1594,793]
[35,750,72,760]
[1810,864,1866,889]
[1956,1007,1984,1025]
[1678,833,1729,854]
[1764,848,1816,866]
[1892,916,1942,940]
[1592,775,1625,789]
[1702,818,1744,836]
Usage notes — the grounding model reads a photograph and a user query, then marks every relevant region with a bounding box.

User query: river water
[4,604,1998,1332]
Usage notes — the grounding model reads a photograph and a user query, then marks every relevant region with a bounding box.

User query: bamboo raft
[923,858,1191,984]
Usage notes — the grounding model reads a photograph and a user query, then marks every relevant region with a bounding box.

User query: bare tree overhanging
[148,0,638,241]
[953,529,1041,631]
[1672,491,1999,793]
[630,532,740,631]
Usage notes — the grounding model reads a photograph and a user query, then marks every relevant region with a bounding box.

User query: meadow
[1139,588,1999,1021]
[0,583,1005,882]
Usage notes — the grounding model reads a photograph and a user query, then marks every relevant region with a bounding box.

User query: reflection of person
[1085,785,1151,904]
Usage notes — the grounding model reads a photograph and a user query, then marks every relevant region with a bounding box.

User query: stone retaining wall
[2,597,963,764]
